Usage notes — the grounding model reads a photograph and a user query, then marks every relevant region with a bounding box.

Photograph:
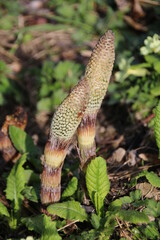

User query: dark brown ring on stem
[41,163,63,204]
[41,138,71,204]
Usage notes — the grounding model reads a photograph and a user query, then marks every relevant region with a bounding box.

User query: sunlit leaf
[86,157,110,216]
[47,201,88,222]
[0,202,10,217]
[62,177,78,199]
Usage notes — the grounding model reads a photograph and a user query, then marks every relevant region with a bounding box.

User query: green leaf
[90,213,100,230]
[9,126,38,156]
[154,61,160,73]
[5,154,27,212]
[37,98,52,111]
[154,101,160,158]
[80,229,99,240]
[129,190,142,201]
[93,192,104,217]
[102,215,117,240]
[39,83,51,97]
[22,214,61,239]
[52,89,67,107]
[47,201,88,222]
[0,202,10,217]
[142,222,159,239]
[86,157,110,216]
[23,186,38,203]
[131,170,160,188]
[150,84,160,96]
[145,171,160,187]
[69,229,99,240]
[144,55,159,64]
[144,199,160,218]
[108,196,132,211]
[41,215,61,240]
[62,177,78,199]
[54,61,82,82]
[130,171,146,187]
[56,4,75,18]
[118,210,149,224]
[9,126,41,171]
[21,215,44,234]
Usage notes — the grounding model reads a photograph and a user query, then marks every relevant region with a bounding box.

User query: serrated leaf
[5,154,27,211]
[0,202,10,217]
[144,199,160,218]
[47,201,88,222]
[41,215,61,240]
[118,210,149,224]
[154,101,160,158]
[21,215,44,234]
[108,196,132,211]
[131,170,160,188]
[81,229,99,240]
[146,171,160,187]
[86,157,110,216]
[62,177,78,199]
[129,190,142,201]
[100,215,117,240]
[9,126,38,156]
[130,171,148,187]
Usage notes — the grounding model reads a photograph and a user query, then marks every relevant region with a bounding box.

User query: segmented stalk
[41,79,89,204]
[41,30,115,203]
[77,30,115,167]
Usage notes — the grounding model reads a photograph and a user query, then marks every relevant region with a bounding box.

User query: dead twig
[109,162,160,180]
[57,220,79,232]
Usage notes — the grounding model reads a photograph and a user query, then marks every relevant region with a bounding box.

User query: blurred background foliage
[0,0,160,121]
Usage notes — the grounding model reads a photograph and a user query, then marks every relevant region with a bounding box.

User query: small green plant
[0,0,20,30]
[37,60,83,112]
[0,127,40,233]
[47,0,98,42]
[0,61,22,105]
[86,157,110,217]
[108,34,160,120]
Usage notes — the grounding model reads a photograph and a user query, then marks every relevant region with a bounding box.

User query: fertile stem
[41,79,89,204]
[77,30,115,168]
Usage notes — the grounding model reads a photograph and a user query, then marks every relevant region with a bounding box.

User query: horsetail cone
[41,78,89,204]
[77,30,115,166]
